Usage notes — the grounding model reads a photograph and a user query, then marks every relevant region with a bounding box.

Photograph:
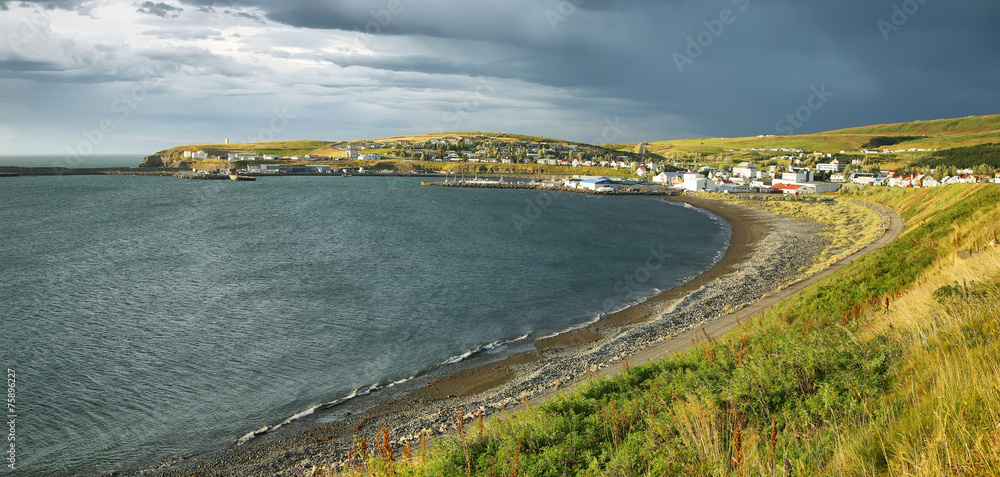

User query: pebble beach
[117,196,831,477]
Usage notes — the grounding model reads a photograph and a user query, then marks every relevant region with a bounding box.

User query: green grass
[324,184,1000,477]
[179,140,335,157]
[623,114,1000,172]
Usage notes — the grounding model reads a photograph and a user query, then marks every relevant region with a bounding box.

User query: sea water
[0,173,729,475]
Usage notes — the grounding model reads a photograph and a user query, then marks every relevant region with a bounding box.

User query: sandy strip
[120,197,898,477]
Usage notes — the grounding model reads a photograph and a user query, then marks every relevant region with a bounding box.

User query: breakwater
[172,171,231,180]
[421,180,681,196]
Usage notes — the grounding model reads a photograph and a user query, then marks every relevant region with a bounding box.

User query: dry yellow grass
[829,243,1000,476]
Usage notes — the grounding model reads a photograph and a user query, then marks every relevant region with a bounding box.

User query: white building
[816,160,845,172]
[732,162,759,178]
[680,173,717,192]
[652,172,684,185]
[799,182,843,194]
[774,169,813,185]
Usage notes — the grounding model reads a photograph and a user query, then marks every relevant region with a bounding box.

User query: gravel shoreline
[114,197,826,477]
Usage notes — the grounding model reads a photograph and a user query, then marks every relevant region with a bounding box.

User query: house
[652,172,683,185]
[816,159,845,172]
[774,169,812,185]
[228,152,258,162]
[716,180,755,193]
[732,162,759,178]
[770,183,806,194]
[680,173,717,192]
[850,173,887,186]
[889,173,924,188]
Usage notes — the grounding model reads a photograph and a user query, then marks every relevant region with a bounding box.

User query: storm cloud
[0,0,998,155]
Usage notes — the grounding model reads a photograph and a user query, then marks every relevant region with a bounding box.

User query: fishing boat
[229,174,256,181]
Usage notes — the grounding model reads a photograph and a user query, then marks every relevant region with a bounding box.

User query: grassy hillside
[911,143,1000,170]
[630,114,1000,171]
[141,114,1000,171]
[139,140,339,168]
[330,184,1000,476]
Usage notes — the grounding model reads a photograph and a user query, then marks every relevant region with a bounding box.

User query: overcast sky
[1,0,998,155]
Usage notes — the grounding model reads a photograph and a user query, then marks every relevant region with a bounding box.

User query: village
[179,135,1000,193]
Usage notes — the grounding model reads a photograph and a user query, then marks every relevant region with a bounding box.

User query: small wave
[440,332,533,366]
[236,426,270,446]
[536,313,606,340]
[234,332,534,447]
[234,383,383,446]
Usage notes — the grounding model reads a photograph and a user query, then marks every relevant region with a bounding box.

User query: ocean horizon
[0,154,145,169]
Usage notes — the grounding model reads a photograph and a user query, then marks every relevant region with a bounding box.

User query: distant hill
[138,132,593,168]
[142,115,1000,170]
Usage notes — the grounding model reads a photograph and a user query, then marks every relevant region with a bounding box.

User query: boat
[229,174,256,181]
[0,172,18,177]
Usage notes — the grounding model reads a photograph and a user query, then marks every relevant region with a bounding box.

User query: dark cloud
[10,0,86,10]
[252,0,1000,137]
[0,58,60,72]
[136,1,182,18]
[2,0,999,154]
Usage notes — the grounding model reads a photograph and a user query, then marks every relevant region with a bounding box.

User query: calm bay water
[0,173,729,475]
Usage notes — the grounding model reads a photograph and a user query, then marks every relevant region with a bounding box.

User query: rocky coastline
[115,197,832,477]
